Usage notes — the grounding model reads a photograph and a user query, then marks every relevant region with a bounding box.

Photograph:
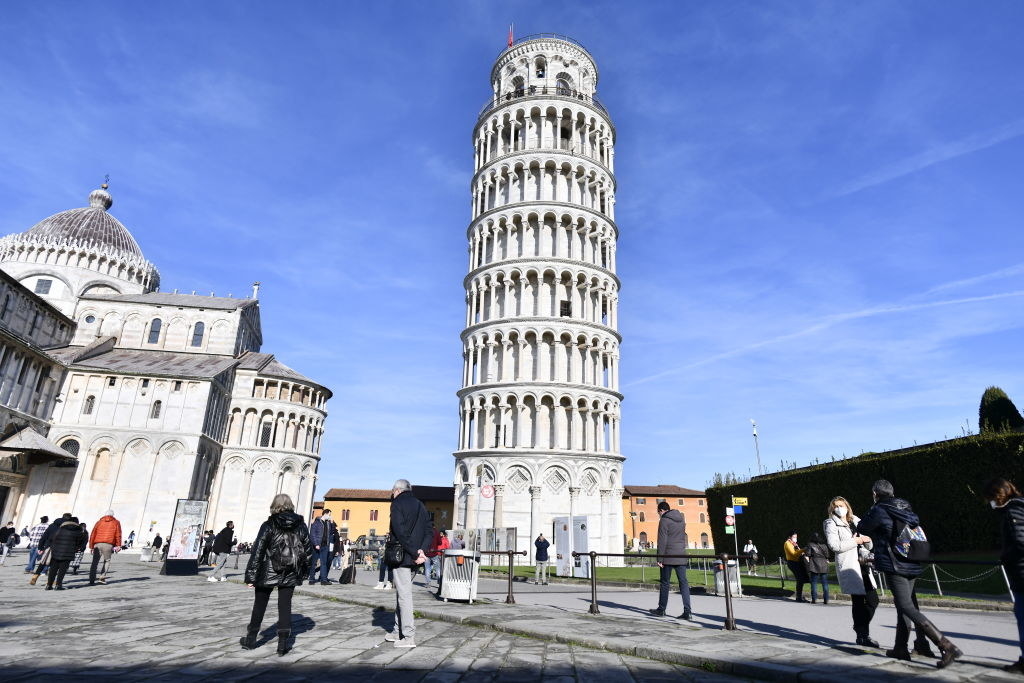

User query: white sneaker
[207,576,218,582]
[383,582,393,590]
[220,576,227,582]
[373,582,385,590]
[394,638,416,648]
[384,631,399,642]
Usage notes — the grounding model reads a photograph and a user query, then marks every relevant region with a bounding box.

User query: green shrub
[980,386,1024,434]
[707,432,1024,557]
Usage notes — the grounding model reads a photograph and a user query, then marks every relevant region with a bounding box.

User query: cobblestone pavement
[0,552,744,682]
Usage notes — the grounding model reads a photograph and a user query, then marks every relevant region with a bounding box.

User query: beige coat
[823,514,872,595]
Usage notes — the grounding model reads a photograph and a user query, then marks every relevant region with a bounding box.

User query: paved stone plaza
[0,552,742,682]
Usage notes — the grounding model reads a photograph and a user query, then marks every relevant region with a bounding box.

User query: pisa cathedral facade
[454,35,624,560]
[0,185,330,543]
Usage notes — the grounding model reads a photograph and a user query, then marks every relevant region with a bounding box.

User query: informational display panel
[161,499,208,576]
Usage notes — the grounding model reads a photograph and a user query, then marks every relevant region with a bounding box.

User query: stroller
[70,549,85,574]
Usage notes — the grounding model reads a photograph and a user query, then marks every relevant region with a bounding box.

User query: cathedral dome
[21,186,145,262]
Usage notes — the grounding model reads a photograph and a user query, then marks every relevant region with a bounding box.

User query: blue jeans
[658,564,691,613]
[309,546,331,582]
[810,573,829,602]
[25,547,39,572]
[1014,590,1024,658]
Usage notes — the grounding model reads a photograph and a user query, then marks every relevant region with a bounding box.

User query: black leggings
[248,586,294,633]
[787,560,808,598]
[48,559,71,587]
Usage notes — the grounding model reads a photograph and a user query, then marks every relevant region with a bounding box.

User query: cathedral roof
[81,291,257,310]
[19,186,145,262]
[236,351,331,395]
[48,345,238,379]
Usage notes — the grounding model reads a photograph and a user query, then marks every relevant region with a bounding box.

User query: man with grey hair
[858,479,962,668]
[88,509,122,586]
[384,479,431,648]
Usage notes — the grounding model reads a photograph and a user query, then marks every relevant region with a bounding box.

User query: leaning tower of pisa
[453,34,624,564]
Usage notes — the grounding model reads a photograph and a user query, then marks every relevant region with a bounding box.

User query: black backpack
[890,518,930,562]
[270,530,305,574]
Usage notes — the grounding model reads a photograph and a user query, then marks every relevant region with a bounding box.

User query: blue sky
[2,2,1023,492]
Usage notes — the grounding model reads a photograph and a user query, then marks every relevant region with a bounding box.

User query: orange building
[319,486,454,541]
[621,485,713,550]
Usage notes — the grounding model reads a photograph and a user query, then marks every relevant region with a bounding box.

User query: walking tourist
[0,521,16,565]
[383,479,431,648]
[30,513,71,585]
[742,539,759,575]
[152,532,163,553]
[46,516,86,590]
[858,479,961,668]
[803,531,830,604]
[89,510,122,585]
[534,532,550,585]
[648,500,692,620]
[984,477,1024,673]
[209,521,236,582]
[24,515,49,573]
[126,530,136,548]
[824,496,877,646]
[70,522,87,574]
[308,509,334,585]
[241,493,312,656]
[424,524,443,586]
[374,543,394,589]
[784,531,808,602]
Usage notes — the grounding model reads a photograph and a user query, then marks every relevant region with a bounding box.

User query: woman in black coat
[985,478,1024,673]
[47,517,86,590]
[242,493,313,655]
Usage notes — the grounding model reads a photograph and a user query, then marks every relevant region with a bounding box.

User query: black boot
[913,636,936,658]
[239,627,258,650]
[918,620,961,669]
[886,646,912,661]
[276,629,291,656]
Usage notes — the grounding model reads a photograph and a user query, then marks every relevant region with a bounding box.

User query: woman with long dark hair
[984,477,1024,673]
[242,494,312,655]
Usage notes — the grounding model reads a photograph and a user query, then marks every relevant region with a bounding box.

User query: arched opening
[147,318,162,344]
[59,439,80,458]
[701,533,710,549]
[83,395,96,415]
[150,400,162,419]
[639,531,648,547]
[191,321,205,347]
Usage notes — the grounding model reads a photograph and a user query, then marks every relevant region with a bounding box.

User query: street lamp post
[750,419,762,475]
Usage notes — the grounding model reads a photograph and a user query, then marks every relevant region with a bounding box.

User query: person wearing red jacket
[89,510,123,586]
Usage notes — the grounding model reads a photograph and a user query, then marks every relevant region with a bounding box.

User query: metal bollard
[588,551,600,614]
[506,549,516,604]
[1002,565,1015,602]
[931,563,943,596]
[721,553,736,630]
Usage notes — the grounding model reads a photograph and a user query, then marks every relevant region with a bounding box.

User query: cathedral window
[559,300,572,317]
[191,322,205,347]
[83,395,96,415]
[259,421,273,447]
[85,315,95,324]
[150,400,162,419]
[29,312,39,336]
[173,381,182,392]
[34,279,52,295]
[59,439,80,457]
[107,377,116,387]
[141,379,150,388]
[91,448,111,481]
[147,318,162,344]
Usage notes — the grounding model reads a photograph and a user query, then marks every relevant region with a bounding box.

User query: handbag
[384,535,404,567]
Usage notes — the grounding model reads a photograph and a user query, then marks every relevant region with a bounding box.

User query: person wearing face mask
[858,479,961,668]
[824,496,877,646]
[984,477,1024,673]
[783,531,808,602]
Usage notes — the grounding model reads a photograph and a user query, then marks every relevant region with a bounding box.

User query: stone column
[568,486,580,573]
[236,467,255,539]
[529,485,542,562]
[599,489,611,554]
[464,483,478,529]
[493,484,505,528]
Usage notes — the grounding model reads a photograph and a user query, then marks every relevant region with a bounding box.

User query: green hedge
[707,432,1024,558]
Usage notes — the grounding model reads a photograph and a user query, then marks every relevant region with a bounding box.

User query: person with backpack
[984,477,1024,673]
[0,521,17,565]
[802,531,831,604]
[858,479,961,668]
[242,494,312,656]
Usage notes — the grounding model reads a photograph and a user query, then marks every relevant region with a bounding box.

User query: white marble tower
[453,34,624,562]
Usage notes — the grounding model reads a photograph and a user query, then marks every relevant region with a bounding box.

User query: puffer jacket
[50,521,87,561]
[244,512,313,587]
[857,496,923,576]
[803,541,830,574]
[89,515,122,548]
[657,509,688,566]
[997,497,1024,593]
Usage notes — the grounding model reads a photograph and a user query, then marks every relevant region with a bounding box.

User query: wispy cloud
[825,118,1024,199]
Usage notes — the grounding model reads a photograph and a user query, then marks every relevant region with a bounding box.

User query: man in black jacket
[384,479,430,649]
[29,513,72,586]
[208,522,236,582]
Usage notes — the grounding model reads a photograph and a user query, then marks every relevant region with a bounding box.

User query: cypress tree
[979,386,1024,434]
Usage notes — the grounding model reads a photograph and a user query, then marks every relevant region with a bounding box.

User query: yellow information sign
[732,497,748,506]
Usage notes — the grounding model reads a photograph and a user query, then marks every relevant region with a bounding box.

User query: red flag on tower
[508,24,514,47]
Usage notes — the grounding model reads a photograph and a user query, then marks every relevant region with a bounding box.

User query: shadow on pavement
[0,662,420,681]
[942,629,1020,647]
[733,617,864,653]
[372,606,395,631]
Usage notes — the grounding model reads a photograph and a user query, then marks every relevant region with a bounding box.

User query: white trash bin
[713,559,741,596]
[439,549,480,603]
[140,547,154,562]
